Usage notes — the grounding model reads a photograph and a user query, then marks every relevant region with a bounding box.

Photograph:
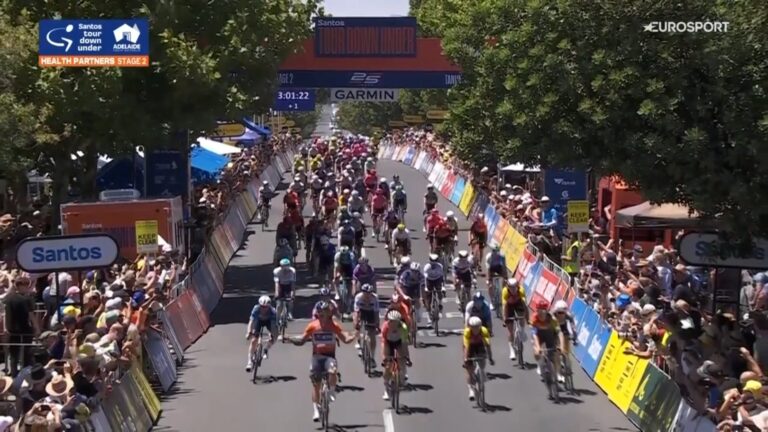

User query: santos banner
[331,88,400,102]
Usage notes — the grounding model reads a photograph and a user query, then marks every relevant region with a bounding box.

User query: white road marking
[383,409,395,432]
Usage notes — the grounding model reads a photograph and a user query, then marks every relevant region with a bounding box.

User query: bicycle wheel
[476,364,486,410]
[562,353,576,395]
[322,381,331,430]
[391,363,400,412]
[431,293,440,334]
[515,326,525,368]
[252,343,262,382]
[410,310,418,348]
[362,335,371,376]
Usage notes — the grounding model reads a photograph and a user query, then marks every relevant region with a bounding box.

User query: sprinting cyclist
[452,250,475,305]
[423,184,439,230]
[501,278,527,360]
[390,223,411,265]
[371,189,389,234]
[397,262,423,324]
[530,299,562,381]
[381,310,411,401]
[552,300,576,383]
[485,244,508,310]
[348,190,366,215]
[334,245,356,295]
[245,295,277,371]
[391,184,407,216]
[353,283,380,368]
[469,215,488,271]
[433,218,454,255]
[423,253,445,322]
[313,287,340,320]
[445,211,459,254]
[274,258,297,320]
[465,291,493,336]
[353,256,376,294]
[291,302,356,422]
[463,316,495,401]
[425,208,443,247]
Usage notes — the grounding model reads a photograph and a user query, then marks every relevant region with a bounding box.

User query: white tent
[196,137,242,155]
[500,163,541,173]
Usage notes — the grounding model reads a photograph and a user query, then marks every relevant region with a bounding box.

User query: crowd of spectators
[0,132,296,430]
[389,126,768,431]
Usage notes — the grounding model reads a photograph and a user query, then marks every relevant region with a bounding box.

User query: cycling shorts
[504,303,527,321]
[373,207,387,216]
[402,284,421,299]
[310,355,337,381]
[359,309,377,326]
[393,197,406,209]
[488,264,506,277]
[384,339,403,358]
[338,263,354,278]
[253,319,275,336]
[426,278,443,292]
[425,202,436,212]
[472,232,487,247]
[455,271,472,286]
[276,283,293,299]
[465,344,487,365]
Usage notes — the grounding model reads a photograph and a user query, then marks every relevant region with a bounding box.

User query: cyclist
[284,186,300,213]
[387,293,413,331]
[316,237,336,288]
[423,184,439,229]
[310,175,325,209]
[381,310,411,401]
[433,218,454,255]
[334,245,356,295]
[337,219,356,249]
[390,224,411,264]
[364,157,376,173]
[463,316,495,401]
[292,302,356,422]
[391,185,407,215]
[485,244,508,310]
[322,191,338,223]
[273,238,293,267]
[397,262,423,324]
[259,180,275,210]
[364,169,378,193]
[452,250,475,305]
[423,254,445,322]
[396,256,411,281]
[348,190,365,215]
[383,207,401,244]
[276,217,297,256]
[274,258,297,321]
[425,208,443,244]
[350,212,365,254]
[338,188,351,208]
[337,205,352,226]
[465,291,493,336]
[469,216,488,271]
[377,177,390,199]
[445,211,459,251]
[246,295,277,371]
[313,287,340,320]
[371,189,389,236]
[353,283,380,368]
[501,278,527,360]
[353,256,376,294]
[530,299,562,380]
[553,300,576,383]
[389,174,402,192]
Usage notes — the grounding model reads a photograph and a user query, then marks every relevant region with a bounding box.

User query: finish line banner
[39,19,149,68]
[331,88,400,102]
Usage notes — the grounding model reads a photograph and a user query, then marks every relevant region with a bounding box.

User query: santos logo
[331,88,400,102]
[16,234,119,272]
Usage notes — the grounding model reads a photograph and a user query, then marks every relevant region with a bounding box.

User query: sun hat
[45,374,73,398]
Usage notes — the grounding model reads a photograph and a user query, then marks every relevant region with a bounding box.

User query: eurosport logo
[644,21,729,33]
[349,72,382,86]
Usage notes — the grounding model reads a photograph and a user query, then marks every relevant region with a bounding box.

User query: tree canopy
[420,0,768,237]
[0,0,318,214]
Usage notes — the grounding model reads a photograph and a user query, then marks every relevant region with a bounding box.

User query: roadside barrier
[81,146,297,431]
[379,142,715,432]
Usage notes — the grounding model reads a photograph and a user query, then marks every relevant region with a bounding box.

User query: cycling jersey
[426,214,442,232]
[348,197,365,213]
[302,319,345,356]
[250,305,277,325]
[310,179,324,191]
[398,269,421,289]
[284,191,299,206]
[434,223,453,239]
[372,195,388,212]
[384,210,400,227]
[501,286,526,306]
[323,197,338,210]
[353,263,375,284]
[452,257,473,273]
[391,229,409,243]
[381,320,408,343]
[335,250,355,267]
[465,301,492,327]
[463,326,491,349]
[338,226,355,245]
[423,262,445,281]
[485,252,506,270]
[445,218,459,233]
[531,314,560,348]
[354,292,380,324]
[470,221,487,234]
[424,191,438,204]
[364,175,377,188]
[273,267,297,285]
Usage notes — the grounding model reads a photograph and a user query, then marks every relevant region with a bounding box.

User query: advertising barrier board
[144,327,178,392]
[627,365,681,432]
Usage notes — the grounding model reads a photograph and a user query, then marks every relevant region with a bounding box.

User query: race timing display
[314,17,417,57]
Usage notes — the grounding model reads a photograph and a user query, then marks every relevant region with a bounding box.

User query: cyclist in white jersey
[390,224,411,257]
[452,250,475,304]
[348,190,366,214]
[423,254,445,321]
[273,259,297,320]
[353,284,380,367]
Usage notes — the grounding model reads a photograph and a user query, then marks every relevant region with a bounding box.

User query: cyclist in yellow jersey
[501,278,528,360]
[463,316,494,401]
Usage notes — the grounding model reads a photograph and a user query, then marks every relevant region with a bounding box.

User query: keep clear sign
[331,88,400,102]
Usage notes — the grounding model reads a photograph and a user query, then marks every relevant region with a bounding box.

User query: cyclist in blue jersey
[245,295,277,372]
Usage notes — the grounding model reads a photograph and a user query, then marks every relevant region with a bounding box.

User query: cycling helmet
[262,180,269,186]
[319,287,330,296]
[400,256,411,265]
[361,283,373,293]
[386,310,402,321]
[380,177,387,183]
[367,157,374,162]
[429,253,439,262]
[427,184,434,190]
[473,291,484,301]
[340,245,350,252]
[351,190,359,197]
[327,192,334,197]
[397,223,406,230]
[289,182,296,188]
[393,174,400,180]
[468,316,482,327]
[553,300,569,313]
[359,256,369,263]
[317,301,332,311]
[507,277,519,287]
[458,250,469,258]
[353,212,361,219]
[343,188,351,194]
[535,299,550,311]
[410,262,420,271]
[345,164,352,170]
[279,258,291,267]
[491,243,500,251]
[258,295,271,306]
[446,211,455,218]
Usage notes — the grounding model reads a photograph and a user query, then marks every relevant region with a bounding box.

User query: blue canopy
[242,117,272,138]
[191,146,229,183]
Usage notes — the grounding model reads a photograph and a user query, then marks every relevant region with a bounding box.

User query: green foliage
[427,0,768,237]
[288,111,320,137]
[336,102,403,135]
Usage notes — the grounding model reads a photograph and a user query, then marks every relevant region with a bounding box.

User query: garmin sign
[678,232,768,269]
[16,234,120,272]
[331,88,400,102]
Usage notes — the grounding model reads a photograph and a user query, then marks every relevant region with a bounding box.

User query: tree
[336,102,403,135]
[426,0,768,238]
[0,0,318,223]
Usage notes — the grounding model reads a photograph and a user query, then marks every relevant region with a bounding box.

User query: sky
[322,0,410,17]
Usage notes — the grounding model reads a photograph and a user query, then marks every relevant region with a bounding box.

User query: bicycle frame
[514,316,526,368]
[541,348,560,402]
[319,373,332,430]
[468,357,487,410]
[387,348,402,412]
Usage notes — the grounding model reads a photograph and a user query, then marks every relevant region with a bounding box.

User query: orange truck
[60,197,185,261]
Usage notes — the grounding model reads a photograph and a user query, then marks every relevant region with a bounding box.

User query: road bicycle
[540,347,560,403]
[249,327,269,383]
[560,350,577,395]
[385,349,403,413]
[338,276,354,322]
[513,315,526,369]
[490,276,503,319]
[318,372,332,430]
[468,357,487,410]
[257,202,270,230]
[276,296,292,342]
[428,283,442,334]
[410,305,418,348]
[372,213,382,242]
[360,323,378,377]
[456,276,472,313]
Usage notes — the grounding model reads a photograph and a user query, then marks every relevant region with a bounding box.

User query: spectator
[4,276,39,375]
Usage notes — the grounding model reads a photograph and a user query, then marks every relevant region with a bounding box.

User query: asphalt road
[157,152,638,431]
